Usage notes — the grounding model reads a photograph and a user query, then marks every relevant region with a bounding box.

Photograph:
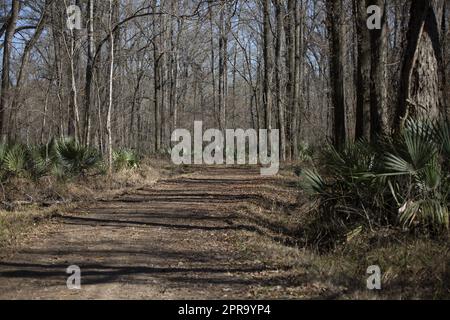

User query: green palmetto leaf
[384,153,416,175]
[403,120,437,170]
[56,138,101,175]
[417,158,442,191]
[4,144,27,176]
[28,147,48,177]
[113,149,139,170]
[399,199,449,230]
[433,119,450,158]
[26,142,61,179]
[0,144,7,163]
[385,119,437,175]
[323,140,377,178]
[301,169,327,195]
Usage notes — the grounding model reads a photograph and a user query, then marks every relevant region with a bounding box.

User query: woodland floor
[5,166,440,299]
[0,166,350,300]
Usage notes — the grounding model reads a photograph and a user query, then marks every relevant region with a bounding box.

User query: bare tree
[274,0,286,160]
[262,0,272,136]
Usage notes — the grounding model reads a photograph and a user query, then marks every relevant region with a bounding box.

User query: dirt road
[0,167,338,300]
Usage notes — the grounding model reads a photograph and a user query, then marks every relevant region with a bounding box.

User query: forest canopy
[0,0,448,158]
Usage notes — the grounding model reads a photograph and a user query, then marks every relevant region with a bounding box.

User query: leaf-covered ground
[0,166,448,299]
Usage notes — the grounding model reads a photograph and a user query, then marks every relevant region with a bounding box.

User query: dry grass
[0,206,63,250]
[0,158,171,251]
[235,186,450,299]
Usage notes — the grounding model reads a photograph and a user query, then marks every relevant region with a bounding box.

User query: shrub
[297,141,314,163]
[383,119,449,231]
[300,118,450,245]
[300,141,392,246]
[113,149,140,171]
[55,138,101,177]
[26,140,60,180]
[3,144,28,178]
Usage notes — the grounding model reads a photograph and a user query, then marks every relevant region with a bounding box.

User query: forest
[0,0,449,300]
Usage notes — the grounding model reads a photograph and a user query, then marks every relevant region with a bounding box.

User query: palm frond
[301,169,327,195]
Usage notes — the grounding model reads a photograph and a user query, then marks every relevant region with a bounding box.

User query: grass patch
[0,206,63,250]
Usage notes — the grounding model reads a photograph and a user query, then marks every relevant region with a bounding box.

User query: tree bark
[285,0,296,159]
[395,0,445,130]
[369,0,388,139]
[83,0,95,146]
[262,0,272,135]
[293,1,305,157]
[153,0,161,153]
[107,0,115,173]
[0,0,20,139]
[274,0,286,160]
[354,0,371,140]
[326,0,347,148]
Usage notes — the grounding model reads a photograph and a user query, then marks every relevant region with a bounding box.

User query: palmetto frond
[433,119,450,159]
[399,199,449,230]
[3,144,27,176]
[56,138,101,175]
[113,149,140,170]
[301,169,327,195]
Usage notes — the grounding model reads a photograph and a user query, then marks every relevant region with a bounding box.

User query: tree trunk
[285,0,296,159]
[327,0,347,148]
[293,1,305,157]
[274,0,286,161]
[369,0,388,139]
[263,0,272,135]
[83,0,95,146]
[106,1,115,173]
[395,0,445,130]
[153,0,161,153]
[442,1,449,115]
[0,0,20,140]
[354,0,371,140]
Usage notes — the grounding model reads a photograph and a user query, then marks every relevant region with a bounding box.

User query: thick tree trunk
[326,0,347,148]
[369,0,388,139]
[441,1,449,116]
[395,0,445,130]
[354,0,371,140]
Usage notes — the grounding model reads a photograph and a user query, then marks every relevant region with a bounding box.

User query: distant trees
[0,0,447,159]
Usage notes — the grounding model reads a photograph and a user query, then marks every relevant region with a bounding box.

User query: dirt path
[0,167,335,300]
